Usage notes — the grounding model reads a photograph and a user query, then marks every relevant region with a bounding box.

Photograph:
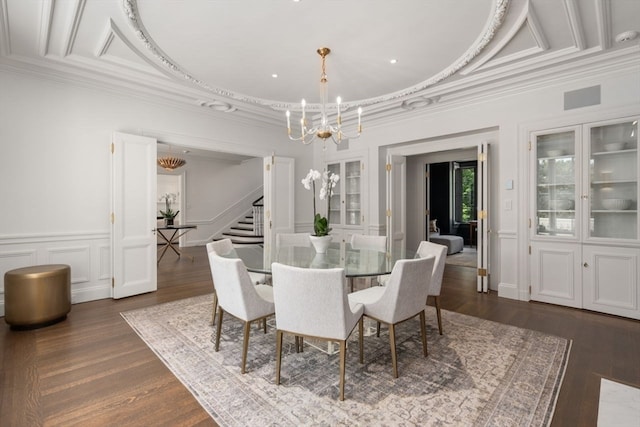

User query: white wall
[178,155,264,244]
[0,69,309,313]
[318,64,640,298]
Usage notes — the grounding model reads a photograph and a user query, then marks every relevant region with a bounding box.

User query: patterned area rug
[121,294,570,426]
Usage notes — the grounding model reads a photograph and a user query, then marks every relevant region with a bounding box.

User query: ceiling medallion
[157,156,186,171]
[286,48,362,147]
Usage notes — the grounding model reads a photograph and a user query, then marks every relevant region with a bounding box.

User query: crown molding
[121,0,510,113]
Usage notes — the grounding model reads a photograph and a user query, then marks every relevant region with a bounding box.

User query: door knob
[583,262,588,267]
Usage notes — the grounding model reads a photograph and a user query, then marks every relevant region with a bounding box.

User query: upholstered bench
[4,264,71,330]
[430,234,464,255]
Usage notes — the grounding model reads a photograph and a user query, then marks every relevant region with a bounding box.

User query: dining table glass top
[221,242,415,277]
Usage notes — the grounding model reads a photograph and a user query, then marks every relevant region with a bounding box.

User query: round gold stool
[4,264,71,330]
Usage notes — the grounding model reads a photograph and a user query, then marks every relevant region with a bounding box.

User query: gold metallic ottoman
[4,264,71,330]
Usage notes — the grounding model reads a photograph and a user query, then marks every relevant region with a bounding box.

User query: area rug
[121,294,570,426]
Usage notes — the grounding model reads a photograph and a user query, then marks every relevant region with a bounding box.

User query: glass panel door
[535,130,577,237]
[344,160,361,226]
[327,162,342,226]
[587,119,638,239]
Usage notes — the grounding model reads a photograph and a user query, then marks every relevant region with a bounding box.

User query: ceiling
[1,0,639,137]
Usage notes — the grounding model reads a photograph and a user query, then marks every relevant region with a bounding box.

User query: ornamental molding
[121,0,509,112]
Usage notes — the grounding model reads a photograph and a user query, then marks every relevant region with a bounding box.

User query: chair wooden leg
[294,336,300,353]
[434,296,443,335]
[376,321,381,337]
[419,310,428,357]
[215,309,224,351]
[275,330,283,385]
[263,318,267,334]
[241,321,251,374]
[339,340,347,401]
[359,317,364,364]
[211,292,218,326]
[389,323,398,378]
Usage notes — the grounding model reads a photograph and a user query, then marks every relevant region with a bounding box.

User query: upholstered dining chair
[415,240,448,335]
[276,232,311,248]
[271,263,364,401]
[206,239,268,325]
[207,252,275,374]
[349,234,388,291]
[348,256,435,378]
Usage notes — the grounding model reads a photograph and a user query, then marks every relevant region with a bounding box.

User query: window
[453,161,477,223]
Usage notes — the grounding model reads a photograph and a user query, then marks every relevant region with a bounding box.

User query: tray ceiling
[1,0,638,124]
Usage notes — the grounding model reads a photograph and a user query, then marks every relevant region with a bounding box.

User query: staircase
[219,197,264,246]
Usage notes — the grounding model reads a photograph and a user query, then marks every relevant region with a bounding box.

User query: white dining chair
[207,252,275,374]
[349,234,388,291]
[348,256,435,378]
[206,239,268,325]
[276,232,311,248]
[271,262,364,401]
[415,240,448,335]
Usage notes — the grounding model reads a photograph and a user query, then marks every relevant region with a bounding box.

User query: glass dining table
[219,241,415,355]
[222,241,415,278]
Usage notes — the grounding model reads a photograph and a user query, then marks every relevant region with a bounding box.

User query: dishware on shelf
[604,142,625,151]
[547,149,565,157]
[601,198,632,210]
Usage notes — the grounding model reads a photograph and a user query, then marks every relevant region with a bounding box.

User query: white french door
[111,132,158,299]
[386,155,407,255]
[263,156,295,253]
[477,142,490,292]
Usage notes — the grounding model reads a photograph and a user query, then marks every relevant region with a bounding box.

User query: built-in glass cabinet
[325,157,366,242]
[327,160,362,227]
[534,119,639,241]
[530,116,640,320]
[587,120,638,239]
[535,130,578,238]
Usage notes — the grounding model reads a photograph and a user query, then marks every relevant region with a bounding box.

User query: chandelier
[286,47,362,146]
[157,156,186,170]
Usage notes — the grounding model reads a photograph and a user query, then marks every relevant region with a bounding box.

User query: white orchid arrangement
[160,193,179,219]
[301,169,340,236]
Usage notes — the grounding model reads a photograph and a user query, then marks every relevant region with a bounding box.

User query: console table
[157,224,197,263]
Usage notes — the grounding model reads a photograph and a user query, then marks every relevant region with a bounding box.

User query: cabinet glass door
[344,161,361,226]
[327,163,341,226]
[535,130,577,237]
[587,119,638,240]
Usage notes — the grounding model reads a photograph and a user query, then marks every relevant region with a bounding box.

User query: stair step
[232,224,254,231]
[225,229,258,237]
[222,234,264,243]
[231,240,264,246]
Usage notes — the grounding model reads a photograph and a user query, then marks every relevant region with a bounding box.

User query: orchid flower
[301,169,339,236]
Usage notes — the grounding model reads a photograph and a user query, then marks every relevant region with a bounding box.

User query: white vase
[310,253,329,268]
[309,235,332,254]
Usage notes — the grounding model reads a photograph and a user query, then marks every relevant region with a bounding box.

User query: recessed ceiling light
[390,59,398,64]
[272,74,278,78]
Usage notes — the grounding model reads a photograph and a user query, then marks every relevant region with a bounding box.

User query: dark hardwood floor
[1,245,638,426]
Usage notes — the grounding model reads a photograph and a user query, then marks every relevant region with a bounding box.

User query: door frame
[386,129,497,290]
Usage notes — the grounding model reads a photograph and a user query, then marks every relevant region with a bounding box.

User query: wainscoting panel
[0,233,112,317]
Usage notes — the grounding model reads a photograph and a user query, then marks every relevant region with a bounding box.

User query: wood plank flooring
[1,245,639,426]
